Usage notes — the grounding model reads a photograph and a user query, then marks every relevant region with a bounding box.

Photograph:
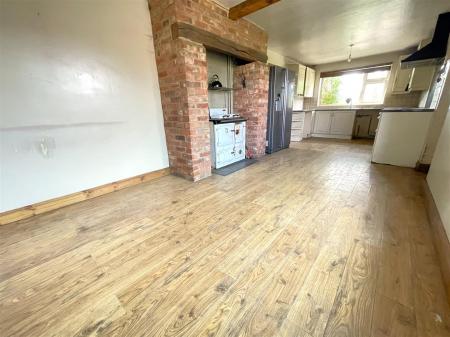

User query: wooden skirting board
[423,181,450,304]
[0,168,171,226]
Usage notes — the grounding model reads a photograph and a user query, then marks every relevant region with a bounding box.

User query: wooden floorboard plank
[323,241,379,337]
[370,293,417,337]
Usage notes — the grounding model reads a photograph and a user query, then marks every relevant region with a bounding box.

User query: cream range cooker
[209,108,247,169]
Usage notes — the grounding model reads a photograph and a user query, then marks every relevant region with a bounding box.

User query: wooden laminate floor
[1,139,450,337]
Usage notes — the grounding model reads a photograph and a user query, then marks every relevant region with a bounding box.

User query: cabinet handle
[405,74,411,91]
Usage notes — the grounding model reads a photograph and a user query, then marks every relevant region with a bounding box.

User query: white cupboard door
[297,64,306,96]
[330,111,355,135]
[410,66,435,91]
[304,67,315,97]
[392,56,413,94]
[313,111,332,134]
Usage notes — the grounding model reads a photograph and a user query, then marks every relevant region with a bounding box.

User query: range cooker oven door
[215,123,235,168]
[215,123,235,148]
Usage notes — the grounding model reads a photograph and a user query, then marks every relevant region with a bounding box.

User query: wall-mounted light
[347,44,354,63]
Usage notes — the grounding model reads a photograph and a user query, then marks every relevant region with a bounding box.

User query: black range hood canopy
[401,12,450,69]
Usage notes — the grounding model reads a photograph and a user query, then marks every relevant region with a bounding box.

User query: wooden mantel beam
[171,22,268,63]
[229,0,280,20]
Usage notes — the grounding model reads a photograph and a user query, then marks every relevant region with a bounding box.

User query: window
[319,67,390,106]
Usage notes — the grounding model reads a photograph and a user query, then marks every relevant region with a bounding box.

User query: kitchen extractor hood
[401,12,450,69]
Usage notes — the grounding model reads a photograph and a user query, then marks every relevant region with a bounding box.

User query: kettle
[209,74,222,88]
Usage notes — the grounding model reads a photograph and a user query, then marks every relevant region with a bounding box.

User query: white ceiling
[217,0,450,65]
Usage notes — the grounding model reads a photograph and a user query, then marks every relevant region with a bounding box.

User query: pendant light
[347,43,354,63]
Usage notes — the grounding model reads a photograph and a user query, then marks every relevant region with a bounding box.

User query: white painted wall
[0,0,169,212]
[267,49,290,68]
[427,108,450,239]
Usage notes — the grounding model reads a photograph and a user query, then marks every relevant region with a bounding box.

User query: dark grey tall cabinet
[266,66,296,154]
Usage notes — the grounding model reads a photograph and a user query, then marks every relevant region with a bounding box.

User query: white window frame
[319,68,390,106]
[359,72,389,104]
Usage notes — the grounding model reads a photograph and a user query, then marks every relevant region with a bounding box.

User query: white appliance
[210,108,246,169]
[209,108,241,120]
[372,110,434,167]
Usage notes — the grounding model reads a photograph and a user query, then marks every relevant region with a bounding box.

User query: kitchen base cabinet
[372,111,433,167]
[329,111,355,135]
[313,111,333,134]
[290,111,304,142]
[311,110,356,139]
[303,111,313,138]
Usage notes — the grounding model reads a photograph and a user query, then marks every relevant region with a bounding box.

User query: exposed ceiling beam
[228,0,280,20]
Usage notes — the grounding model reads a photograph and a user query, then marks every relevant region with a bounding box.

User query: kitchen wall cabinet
[392,55,435,94]
[312,110,356,139]
[297,65,306,96]
[287,64,315,97]
[409,38,436,92]
[287,63,306,96]
[409,66,435,91]
[304,67,315,97]
[392,55,413,94]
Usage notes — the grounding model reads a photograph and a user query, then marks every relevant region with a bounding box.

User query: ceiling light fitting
[347,44,354,63]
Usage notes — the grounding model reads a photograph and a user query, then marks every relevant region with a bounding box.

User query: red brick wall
[233,62,270,157]
[148,0,267,180]
[174,0,267,54]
